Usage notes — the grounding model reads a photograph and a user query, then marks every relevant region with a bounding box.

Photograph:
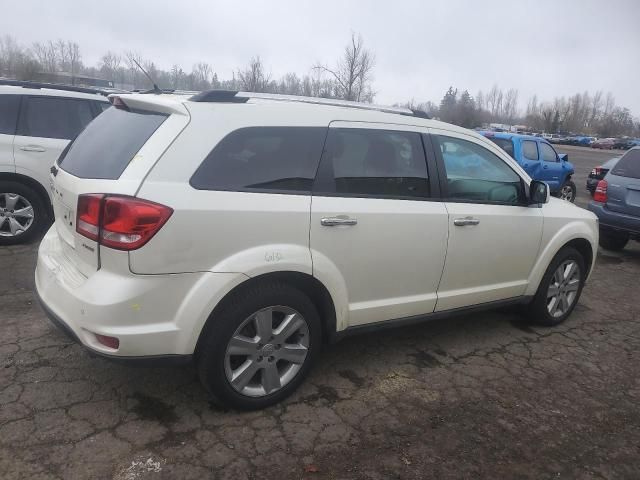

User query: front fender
[524,219,598,296]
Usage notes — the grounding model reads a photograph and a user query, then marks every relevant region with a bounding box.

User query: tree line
[1,34,638,137]
[0,34,375,102]
[404,85,639,137]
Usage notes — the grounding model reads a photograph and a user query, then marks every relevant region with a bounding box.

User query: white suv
[0,81,110,244]
[35,91,598,409]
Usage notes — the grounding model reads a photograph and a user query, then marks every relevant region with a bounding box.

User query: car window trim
[311,126,437,202]
[430,133,529,207]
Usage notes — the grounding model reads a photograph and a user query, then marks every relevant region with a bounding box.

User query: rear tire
[599,232,629,251]
[526,247,586,326]
[0,181,48,246]
[196,281,322,410]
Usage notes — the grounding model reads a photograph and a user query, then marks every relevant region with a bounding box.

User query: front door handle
[453,217,480,227]
[543,165,549,169]
[321,216,357,227]
[20,145,46,152]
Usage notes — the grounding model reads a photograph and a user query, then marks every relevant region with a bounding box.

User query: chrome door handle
[321,216,357,227]
[453,217,480,227]
[20,145,46,152]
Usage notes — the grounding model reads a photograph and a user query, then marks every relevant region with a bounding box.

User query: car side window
[314,128,429,199]
[0,95,21,135]
[190,127,327,193]
[539,142,558,162]
[18,96,94,140]
[437,135,523,205]
[522,140,539,161]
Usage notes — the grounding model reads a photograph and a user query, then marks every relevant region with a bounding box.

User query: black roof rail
[190,90,430,120]
[190,90,249,103]
[410,109,430,119]
[0,79,114,96]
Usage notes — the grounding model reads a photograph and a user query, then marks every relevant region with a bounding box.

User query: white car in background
[0,81,110,244]
[36,91,598,409]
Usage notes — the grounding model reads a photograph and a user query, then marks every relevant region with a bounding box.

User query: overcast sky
[2,0,639,114]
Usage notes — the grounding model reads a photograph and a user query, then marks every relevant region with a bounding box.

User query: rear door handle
[453,217,480,227]
[321,216,357,227]
[20,145,46,152]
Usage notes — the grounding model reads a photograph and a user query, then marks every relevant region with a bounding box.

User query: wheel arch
[0,172,53,219]
[526,230,596,297]
[194,271,338,359]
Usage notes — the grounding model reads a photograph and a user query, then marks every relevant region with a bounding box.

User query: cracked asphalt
[1,146,639,479]
[2,241,640,479]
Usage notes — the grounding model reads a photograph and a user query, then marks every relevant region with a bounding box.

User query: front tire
[0,181,48,245]
[559,180,577,202]
[527,247,586,326]
[197,282,321,410]
[599,232,629,251]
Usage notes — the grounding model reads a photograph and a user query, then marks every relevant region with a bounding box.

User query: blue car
[588,147,640,251]
[481,132,577,202]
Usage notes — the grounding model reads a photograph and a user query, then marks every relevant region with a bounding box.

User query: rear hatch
[51,95,190,275]
[605,149,640,218]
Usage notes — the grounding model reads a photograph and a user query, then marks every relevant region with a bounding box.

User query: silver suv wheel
[546,260,581,318]
[0,193,35,237]
[224,305,310,397]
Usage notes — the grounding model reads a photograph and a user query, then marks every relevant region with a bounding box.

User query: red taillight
[76,195,172,251]
[76,194,104,241]
[593,180,608,203]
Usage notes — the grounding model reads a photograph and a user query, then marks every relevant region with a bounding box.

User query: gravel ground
[1,239,640,479]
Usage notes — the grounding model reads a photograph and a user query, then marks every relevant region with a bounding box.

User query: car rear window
[488,137,515,158]
[611,149,640,179]
[59,107,167,179]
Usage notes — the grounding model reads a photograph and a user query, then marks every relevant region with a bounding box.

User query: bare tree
[32,41,57,73]
[502,88,519,123]
[237,56,270,92]
[67,42,82,83]
[192,62,213,90]
[124,51,144,88]
[314,33,375,102]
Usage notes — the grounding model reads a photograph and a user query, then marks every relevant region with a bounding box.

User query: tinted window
[539,142,557,162]
[437,135,523,204]
[59,107,167,179]
[488,137,515,158]
[522,140,539,161]
[314,128,429,199]
[611,149,640,179]
[191,127,326,192]
[19,96,94,140]
[0,95,21,135]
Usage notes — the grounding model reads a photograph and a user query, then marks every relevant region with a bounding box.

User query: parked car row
[3,82,597,409]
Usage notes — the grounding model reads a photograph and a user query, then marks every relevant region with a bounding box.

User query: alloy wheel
[224,306,310,397]
[560,184,575,201]
[0,193,35,237]
[547,260,581,318]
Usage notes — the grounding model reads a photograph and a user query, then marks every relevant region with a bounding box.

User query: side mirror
[558,153,568,163]
[530,180,550,204]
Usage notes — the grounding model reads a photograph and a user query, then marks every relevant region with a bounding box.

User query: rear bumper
[36,290,192,366]
[35,225,245,359]
[588,201,640,236]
